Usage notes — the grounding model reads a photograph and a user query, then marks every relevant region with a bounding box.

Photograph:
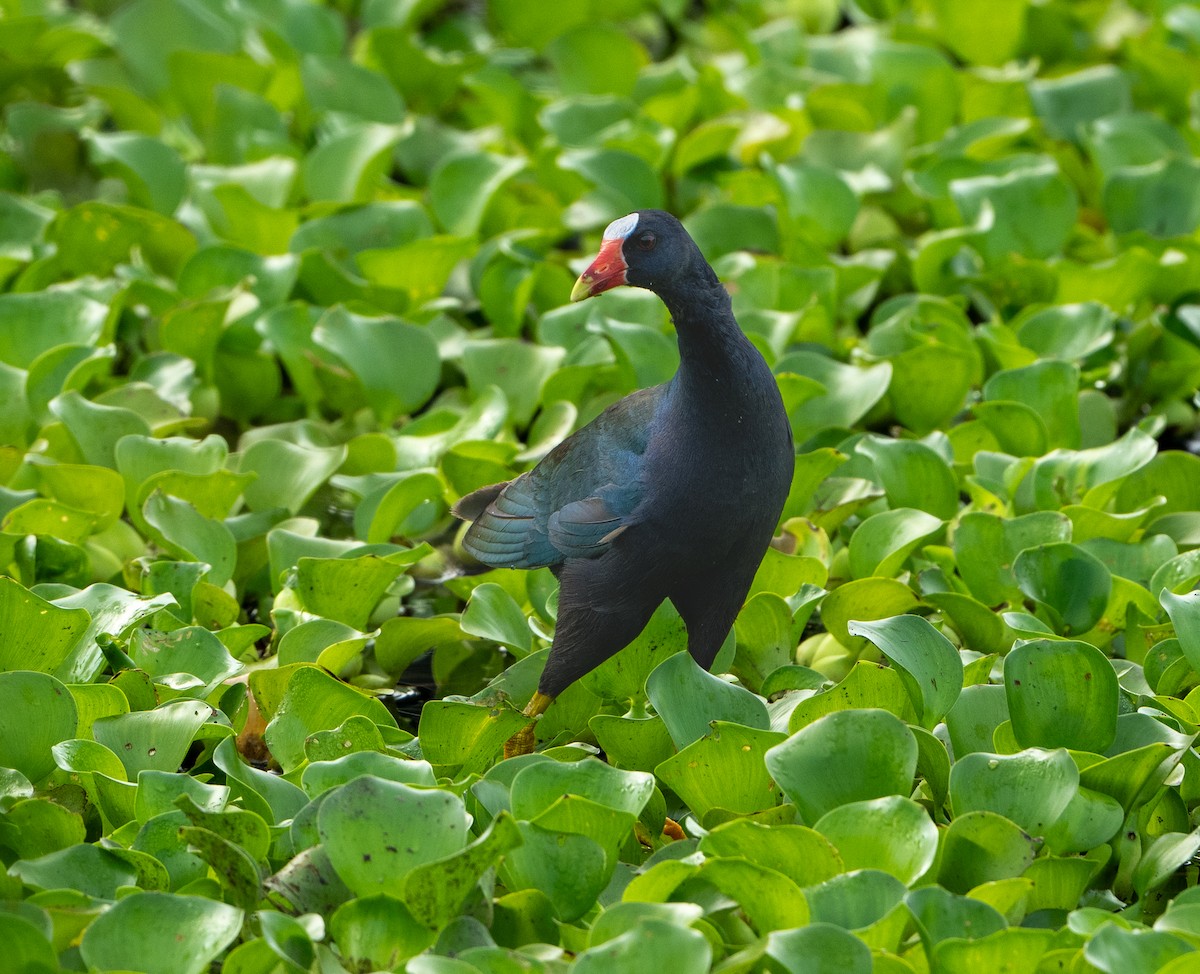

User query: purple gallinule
[454,210,794,756]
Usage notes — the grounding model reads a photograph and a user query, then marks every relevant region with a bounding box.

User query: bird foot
[502,690,555,759]
[504,721,537,759]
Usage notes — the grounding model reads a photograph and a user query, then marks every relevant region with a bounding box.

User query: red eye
[636,231,656,251]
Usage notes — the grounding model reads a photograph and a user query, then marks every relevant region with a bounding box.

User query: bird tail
[451,481,509,523]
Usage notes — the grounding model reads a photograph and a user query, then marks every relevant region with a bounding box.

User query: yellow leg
[504,691,554,759]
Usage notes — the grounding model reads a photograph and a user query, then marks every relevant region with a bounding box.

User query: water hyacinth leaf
[573,918,712,974]
[700,820,842,888]
[318,776,469,896]
[142,491,236,587]
[0,291,108,369]
[128,626,242,696]
[938,811,1038,893]
[1162,590,1200,675]
[510,758,654,822]
[1083,923,1195,974]
[1016,302,1115,362]
[356,234,475,306]
[949,749,1078,835]
[788,661,918,731]
[698,858,809,933]
[303,123,405,203]
[814,796,937,886]
[1012,543,1112,636]
[927,0,1027,65]
[460,582,532,656]
[312,308,440,420]
[856,437,959,520]
[1132,829,1200,898]
[1028,427,1158,512]
[847,508,942,580]
[374,615,465,676]
[773,162,859,248]
[1041,786,1124,855]
[33,462,124,530]
[818,577,921,648]
[79,892,242,974]
[294,552,415,631]
[460,339,566,428]
[501,823,609,923]
[302,752,436,797]
[588,902,705,948]
[1004,639,1119,752]
[430,153,525,236]
[0,672,77,784]
[982,361,1080,450]
[646,650,770,750]
[765,921,873,974]
[237,439,347,515]
[847,615,962,728]
[950,164,1078,262]
[1105,158,1200,238]
[886,343,977,434]
[329,894,436,972]
[93,699,212,779]
[906,886,1007,949]
[766,709,917,823]
[804,868,907,938]
[778,352,892,444]
[953,511,1072,607]
[354,472,445,543]
[50,583,178,683]
[260,665,397,774]
[936,928,1058,974]
[418,700,531,773]
[654,722,786,820]
[403,812,522,929]
[0,913,57,972]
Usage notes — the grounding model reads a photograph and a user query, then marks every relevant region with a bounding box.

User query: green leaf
[313,308,440,420]
[937,811,1037,893]
[1004,639,1119,752]
[950,748,1079,835]
[329,895,435,971]
[143,491,236,587]
[0,577,90,676]
[260,665,397,774]
[430,153,525,236]
[0,672,77,784]
[460,583,532,656]
[546,25,648,98]
[237,439,347,514]
[303,123,405,203]
[80,892,241,974]
[0,291,108,369]
[847,615,963,729]
[572,918,712,974]
[646,650,770,750]
[814,796,937,886]
[765,709,918,823]
[501,822,609,922]
[847,508,943,579]
[93,700,212,779]
[1012,542,1112,636]
[654,721,786,820]
[318,775,469,895]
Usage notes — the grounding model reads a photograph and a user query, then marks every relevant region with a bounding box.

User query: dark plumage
[454,210,795,755]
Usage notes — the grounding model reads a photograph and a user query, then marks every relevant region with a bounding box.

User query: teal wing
[453,387,663,569]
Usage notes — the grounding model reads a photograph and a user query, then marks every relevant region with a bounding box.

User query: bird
[452,209,795,757]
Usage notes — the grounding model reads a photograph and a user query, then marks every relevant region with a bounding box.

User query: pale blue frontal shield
[602,213,639,241]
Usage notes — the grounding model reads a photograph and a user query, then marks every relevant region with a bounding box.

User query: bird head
[570,210,698,302]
